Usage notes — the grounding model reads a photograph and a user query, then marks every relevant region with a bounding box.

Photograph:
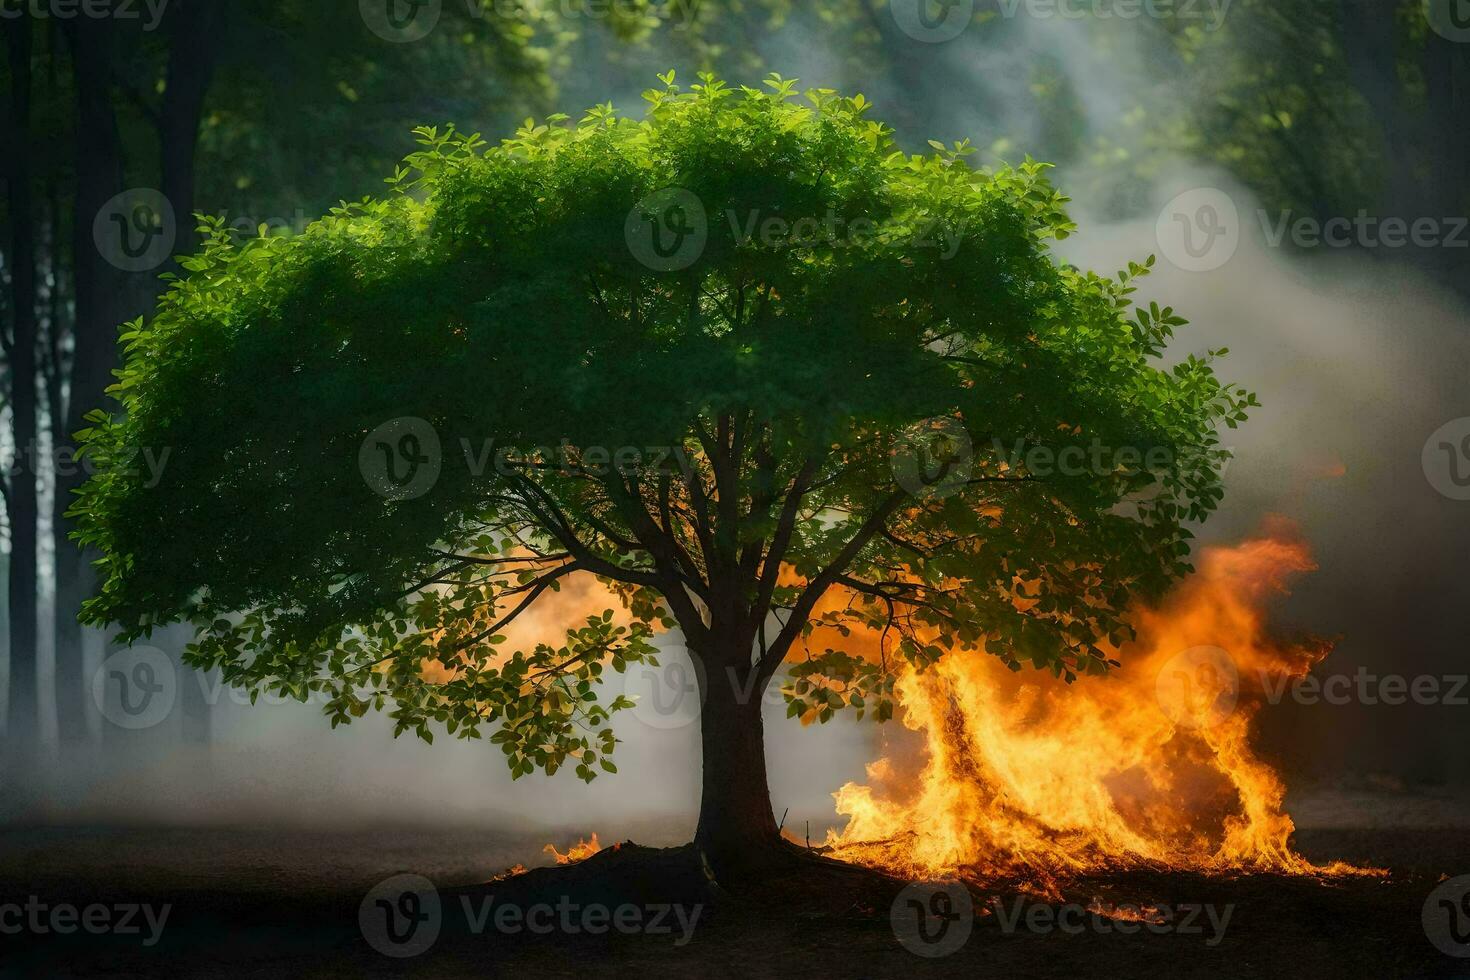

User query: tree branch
[755,489,909,684]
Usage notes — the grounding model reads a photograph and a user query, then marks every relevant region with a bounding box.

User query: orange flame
[544,833,603,865]
[827,520,1375,892]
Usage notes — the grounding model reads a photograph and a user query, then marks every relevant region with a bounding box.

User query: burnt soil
[1,824,1467,978]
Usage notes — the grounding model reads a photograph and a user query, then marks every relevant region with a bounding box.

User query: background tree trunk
[1338,0,1470,290]
[5,15,40,757]
[158,0,220,745]
[57,15,130,742]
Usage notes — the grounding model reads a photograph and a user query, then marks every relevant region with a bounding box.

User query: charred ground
[1,821,1464,978]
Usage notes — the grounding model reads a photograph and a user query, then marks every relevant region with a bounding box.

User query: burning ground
[825,521,1378,895]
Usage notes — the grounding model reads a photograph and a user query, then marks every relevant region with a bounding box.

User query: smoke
[1058,172,1470,792]
[10,630,876,847]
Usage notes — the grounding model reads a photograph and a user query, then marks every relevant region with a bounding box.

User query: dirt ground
[1,822,1468,979]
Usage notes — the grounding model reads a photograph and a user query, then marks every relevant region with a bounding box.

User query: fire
[827,520,1375,892]
[545,833,603,865]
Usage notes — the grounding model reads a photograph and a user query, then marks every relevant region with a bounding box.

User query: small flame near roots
[826,521,1382,896]
[545,833,603,865]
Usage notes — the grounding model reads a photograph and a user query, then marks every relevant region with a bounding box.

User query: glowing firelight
[824,520,1377,892]
[545,833,604,865]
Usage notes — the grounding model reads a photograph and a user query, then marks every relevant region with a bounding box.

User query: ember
[545,834,604,865]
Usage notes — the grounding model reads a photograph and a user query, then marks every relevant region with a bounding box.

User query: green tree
[72,74,1250,876]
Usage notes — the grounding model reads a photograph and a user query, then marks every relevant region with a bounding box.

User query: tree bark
[5,14,40,756]
[158,0,220,744]
[37,19,90,746]
[159,0,218,265]
[692,648,785,880]
[1337,0,1470,292]
[57,13,129,741]
[1337,0,1412,209]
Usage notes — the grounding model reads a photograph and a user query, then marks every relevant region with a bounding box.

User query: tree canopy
[73,72,1251,782]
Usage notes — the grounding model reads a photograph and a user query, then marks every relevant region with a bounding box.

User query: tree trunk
[1416,23,1470,290]
[5,15,40,757]
[160,0,218,264]
[40,20,88,746]
[1338,0,1470,294]
[158,0,220,745]
[57,13,130,741]
[692,653,785,880]
[51,528,87,741]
